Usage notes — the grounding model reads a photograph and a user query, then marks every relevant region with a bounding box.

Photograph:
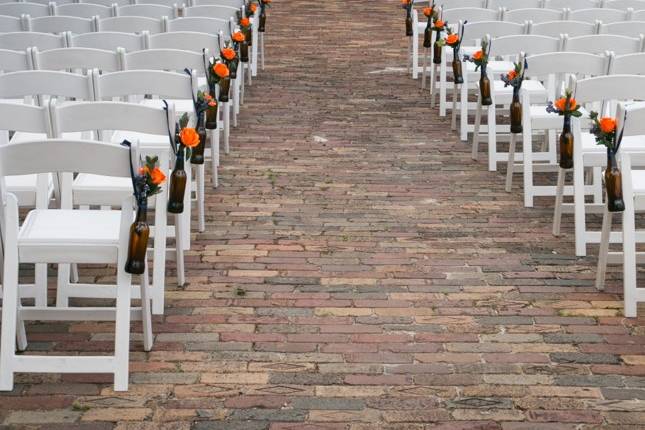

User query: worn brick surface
[1,0,645,428]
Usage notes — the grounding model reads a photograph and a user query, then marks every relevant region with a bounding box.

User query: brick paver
[2,0,645,428]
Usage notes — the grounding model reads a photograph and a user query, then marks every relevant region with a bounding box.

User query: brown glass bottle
[243,27,252,46]
[259,8,266,32]
[168,148,187,214]
[605,150,625,213]
[124,202,149,275]
[206,103,218,129]
[228,58,239,79]
[423,27,432,48]
[479,65,492,106]
[405,15,413,36]
[559,115,574,169]
[218,77,231,102]
[509,89,522,134]
[433,39,442,65]
[240,41,249,62]
[452,57,463,84]
[191,113,206,165]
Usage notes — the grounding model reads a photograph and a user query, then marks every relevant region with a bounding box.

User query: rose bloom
[473,50,483,60]
[221,47,236,61]
[507,69,517,80]
[423,7,433,17]
[208,100,217,107]
[599,117,617,134]
[232,31,245,42]
[554,97,577,112]
[149,167,166,185]
[249,3,257,12]
[434,19,445,28]
[446,33,459,45]
[213,63,230,78]
[240,17,250,27]
[179,127,200,148]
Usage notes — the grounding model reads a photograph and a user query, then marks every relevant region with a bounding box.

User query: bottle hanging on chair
[124,200,150,275]
[509,87,522,134]
[168,146,187,214]
[605,149,625,213]
[191,112,206,165]
[559,114,574,169]
[479,63,492,106]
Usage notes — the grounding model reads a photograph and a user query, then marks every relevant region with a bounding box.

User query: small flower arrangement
[422,6,433,18]
[401,0,412,11]
[431,17,446,32]
[138,156,166,198]
[546,90,583,118]
[246,1,257,15]
[589,111,619,151]
[232,30,245,43]
[464,38,489,71]
[240,17,251,29]
[589,110,626,212]
[500,59,527,90]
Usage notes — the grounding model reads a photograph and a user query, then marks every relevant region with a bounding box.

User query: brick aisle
[2,0,645,429]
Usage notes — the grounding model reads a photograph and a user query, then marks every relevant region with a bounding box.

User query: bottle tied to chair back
[168,146,187,214]
[466,40,492,106]
[258,0,269,32]
[422,6,434,48]
[605,149,625,213]
[479,63,492,106]
[191,111,207,165]
[431,16,445,65]
[559,114,574,169]
[403,0,413,36]
[510,87,522,134]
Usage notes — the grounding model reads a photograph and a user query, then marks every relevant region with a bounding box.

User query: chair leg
[260,33,265,71]
[113,257,132,392]
[421,48,428,90]
[595,204,612,291]
[523,123,534,208]
[16,311,27,352]
[439,61,447,117]
[574,160,587,257]
[553,167,565,236]
[232,78,239,128]
[70,263,79,283]
[223,102,230,155]
[34,263,47,307]
[592,166,603,204]
[56,263,71,308]
[460,79,468,142]
[505,133,517,193]
[240,66,246,105]
[471,96,482,160]
[247,62,252,86]
[174,214,185,287]
[140,262,153,352]
[623,201,638,317]
[210,129,219,189]
[430,65,437,108]
[197,164,205,233]
[0,244,19,390]
[487,104,497,172]
[451,84,458,131]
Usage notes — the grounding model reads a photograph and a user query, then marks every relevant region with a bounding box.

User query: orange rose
[149,167,166,185]
[221,47,236,61]
[434,19,445,28]
[213,63,230,78]
[599,117,616,134]
[423,7,433,17]
[208,100,217,107]
[249,3,257,12]
[473,50,483,60]
[204,93,213,101]
[232,31,245,42]
[179,127,200,148]
[507,69,517,80]
[400,0,410,4]
[240,17,250,27]
[446,33,459,45]
[554,97,577,112]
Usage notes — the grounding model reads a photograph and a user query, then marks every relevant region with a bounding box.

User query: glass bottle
[509,87,522,134]
[240,40,249,62]
[243,27,252,46]
[452,57,463,84]
[191,113,206,165]
[218,77,231,103]
[423,27,432,48]
[479,63,492,106]
[605,149,625,213]
[206,102,218,129]
[228,58,239,79]
[259,7,266,32]
[559,114,574,169]
[405,14,413,37]
[168,147,187,214]
[432,31,442,65]
[124,201,149,275]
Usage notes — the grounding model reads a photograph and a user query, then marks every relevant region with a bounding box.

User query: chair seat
[140,98,194,115]
[631,170,645,194]
[73,174,161,207]
[18,209,122,264]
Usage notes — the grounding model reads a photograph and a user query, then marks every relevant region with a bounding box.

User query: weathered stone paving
[2,0,645,428]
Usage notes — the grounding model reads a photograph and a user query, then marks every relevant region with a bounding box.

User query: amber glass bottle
[124,202,149,275]
[423,27,432,48]
[405,15,413,36]
[240,41,249,62]
[206,103,218,129]
[228,58,239,79]
[509,88,522,134]
[168,147,187,214]
[218,77,231,103]
[433,31,442,65]
[559,115,574,169]
[605,150,625,213]
[452,59,463,84]
[479,64,492,106]
[243,27,252,46]
[259,7,266,32]
[191,113,206,165]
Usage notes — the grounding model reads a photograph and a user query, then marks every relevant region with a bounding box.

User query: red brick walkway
[2,0,645,428]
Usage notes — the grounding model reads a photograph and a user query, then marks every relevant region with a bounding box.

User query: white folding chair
[490,0,544,9]
[53,3,115,19]
[80,0,131,6]
[0,32,67,51]
[634,9,645,18]
[601,20,645,36]
[97,16,166,33]
[190,0,244,6]
[554,75,645,256]
[0,14,25,32]
[603,0,645,9]
[0,2,50,18]
[503,8,565,23]
[564,33,644,55]
[136,0,185,7]
[596,101,645,317]
[569,7,630,23]
[28,15,96,34]
[31,46,122,72]
[0,48,32,73]
[612,51,645,73]
[546,0,600,9]
[68,31,146,51]
[117,3,178,18]
[0,132,151,392]
[518,52,610,207]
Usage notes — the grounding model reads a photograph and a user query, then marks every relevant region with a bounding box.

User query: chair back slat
[0,14,25,32]
[530,20,598,36]
[569,7,629,23]
[0,32,66,51]
[443,7,500,24]
[166,16,228,34]
[565,34,643,54]
[183,5,239,20]
[0,102,50,134]
[0,70,94,100]
[462,20,525,44]
[612,52,645,73]
[601,21,645,36]
[0,48,32,72]
[489,34,561,57]
[32,46,121,72]
[30,16,95,34]
[574,74,645,103]
[54,3,114,19]
[504,8,565,24]
[69,31,146,51]
[147,30,217,52]
[93,69,194,100]
[117,4,176,18]
[0,3,50,18]
[123,48,206,74]
[98,16,166,33]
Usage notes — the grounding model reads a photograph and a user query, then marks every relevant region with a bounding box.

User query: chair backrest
[574,74,645,103]
[604,0,645,10]
[546,0,600,9]
[491,0,544,9]
[123,48,206,74]
[0,70,94,100]
[0,102,50,135]
[51,100,174,138]
[147,30,217,52]
[616,101,645,139]
[0,48,32,72]
[489,34,562,57]
[503,8,565,24]
[611,52,645,73]
[530,20,598,36]
[29,16,96,34]
[0,32,67,51]
[69,31,146,51]
[97,16,166,33]
[565,34,643,54]
[81,0,131,6]
[54,3,115,18]
[0,14,25,32]
[93,69,195,103]
[443,7,500,24]
[117,4,176,18]
[600,21,645,36]
[190,0,245,7]
[166,16,228,34]
[32,46,122,72]
[632,9,645,18]
[462,20,526,44]
[0,3,50,18]
[136,0,185,7]
[569,7,629,23]
[183,5,238,20]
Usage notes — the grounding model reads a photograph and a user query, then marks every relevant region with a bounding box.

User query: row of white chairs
[5,0,243,7]
[412,0,645,11]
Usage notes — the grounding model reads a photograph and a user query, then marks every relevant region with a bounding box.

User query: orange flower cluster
[434,19,445,28]
[599,117,617,134]
[249,3,257,12]
[213,63,230,78]
[507,69,517,81]
[141,166,166,185]
[232,31,245,42]
[554,97,577,112]
[221,47,236,61]
[446,33,459,45]
[240,17,250,27]
[179,127,200,148]
[473,50,483,60]
[204,93,217,107]
[423,7,433,17]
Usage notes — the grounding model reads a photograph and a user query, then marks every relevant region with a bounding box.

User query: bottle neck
[175,148,185,169]
[563,114,572,131]
[135,202,147,222]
